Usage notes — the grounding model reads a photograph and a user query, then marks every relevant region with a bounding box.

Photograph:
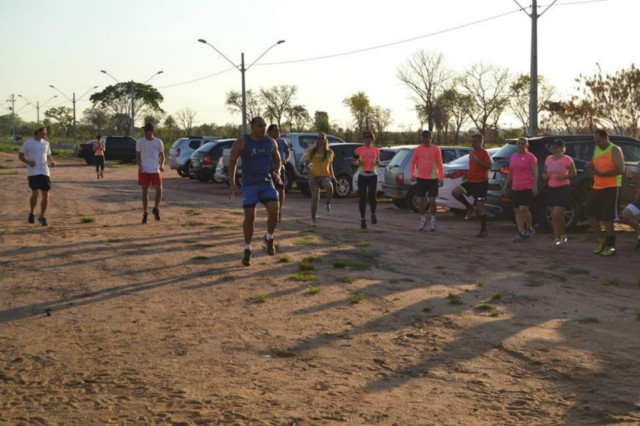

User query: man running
[585,129,625,256]
[410,130,443,231]
[136,123,165,224]
[18,127,56,226]
[452,133,492,237]
[229,117,282,266]
[267,124,290,223]
[621,190,640,249]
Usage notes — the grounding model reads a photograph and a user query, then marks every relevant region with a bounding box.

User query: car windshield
[171,138,187,148]
[196,142,217,152]
[448,154,471,166]
[380,150,397,162]
[492,142,517,161]
[387,149,412,168]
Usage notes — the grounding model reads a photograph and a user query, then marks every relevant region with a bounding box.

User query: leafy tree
[446,88,474,143]
[286,105,311,132]
[225,90,261,124]
[44,106,73,136]
[397,50,452,132]
[164,114,177,141]
[260,85,298,127]
[89,82,164,131]
[82,107,109,135]
[541,97,596,134]
[176,108,197,135]
[343,91,372,139]
[509,74,556,135]
[314,111,331,133]
[460,63,511,135]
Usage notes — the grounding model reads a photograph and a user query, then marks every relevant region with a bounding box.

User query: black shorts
[28,174,52,191]
[460,181,488,201]
[545,186,571,209]
[511,189,533,208]
[585,187,620,222]
[415,178,439,198]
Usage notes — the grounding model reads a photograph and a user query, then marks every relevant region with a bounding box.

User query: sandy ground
[0,153,639,425]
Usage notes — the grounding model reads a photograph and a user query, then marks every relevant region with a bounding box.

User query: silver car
[168,136,221,178]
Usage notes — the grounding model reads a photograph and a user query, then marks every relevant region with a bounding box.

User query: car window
[448,154,470,166]
[188,140,201,149]
[388,149,411,168]
[492,143,517,160]
[380,150,397,162]
[299,136,316,150]
[442,149,457,164]
[618,142,640,162]
[564,142,594,162]
[327,136,343,144]
[171,138,185,148]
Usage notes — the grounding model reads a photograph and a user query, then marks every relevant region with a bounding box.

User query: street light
[18,94,58,124]
[198,38,285,135]
[100,70,164,137]
[49,85,98,145]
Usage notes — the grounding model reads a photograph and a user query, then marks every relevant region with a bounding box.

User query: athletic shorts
[138,172,162,186]
[308,176,333,193]
[28,174,51,191]
[242,182,279,208]
[511,189,533,208]
[545,186,572,209]
[624,196,640,217]
[415,178,439,198]
[584,187,620,222]
[460,181,488,201]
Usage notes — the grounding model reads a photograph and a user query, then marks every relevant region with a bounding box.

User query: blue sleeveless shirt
[240,135,273,186]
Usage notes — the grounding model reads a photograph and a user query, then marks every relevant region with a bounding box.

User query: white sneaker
[430,220,436,232]
[419,218,427,231]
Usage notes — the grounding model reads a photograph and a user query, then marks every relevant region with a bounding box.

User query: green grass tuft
[476,279,485,287]
[255,293,269,303]
[349,293,365,304]
[422,307,432,313]
[80,216,95,224]
[338,276,356,284]
[333,260,347,269]
[490,291,502,301]
[293,237,316,246]
[209,225,226,230]
[288,271,316,282]
[191,255,208,261]
[576,317,600,324]
[603,279,620,287]
[278,256,290,263]
[185,209,201,216]
[221,274,235,281]
[352,241,369,247]
[447,292,464,305]
[306,285,322,295]
[476,303,495,311]
[0,163,12,169]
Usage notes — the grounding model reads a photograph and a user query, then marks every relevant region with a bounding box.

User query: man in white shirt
[136,123,165,224]
[18,127,56,226]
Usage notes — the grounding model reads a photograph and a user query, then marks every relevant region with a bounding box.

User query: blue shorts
[241,182,279,208]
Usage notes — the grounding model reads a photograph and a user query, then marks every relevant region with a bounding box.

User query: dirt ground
[0,153,639,425]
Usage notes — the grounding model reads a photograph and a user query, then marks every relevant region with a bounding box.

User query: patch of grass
[193,243,215,248]
[191,256,209,261]
[221,274,235,281]
[447,292,464,305]
[185,209,201,216]
[107,238,122,243]
[352,241,369,248]
[0,163,12,169]
[338,276,356,284]
[298,261,315,272]
[301,256,319,263]
[490,291,502,301]
[106,163,132,168]
[0,171,19,175]
[476,279,485,287]
[333,260,347,269]
[476,303,495,311]
[0,142,20,153]
[434,265,446,270]
[184,239,199,244]
[288,271,316,282]
[305,285,322,295]
[278,256,290,263]
[563,267,590,275]
[293,237,316,246]
[3,158,14,162]
[255,293,269,304]
[576,317,600,324]
[603,279,620,287]
[422,307,432,313]
[389,278,415,284]
[490,311,501,317]
[209,225,226,230]
[80,216,95,224]
[349,293,365,304]
[635,311,640,321]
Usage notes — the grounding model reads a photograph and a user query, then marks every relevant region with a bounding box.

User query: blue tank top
[240,135,273,186]
[276,138,289,163]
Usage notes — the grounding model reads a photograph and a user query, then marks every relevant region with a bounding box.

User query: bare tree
[343,91,372,139]
[509,74,556,135]
[397,50,452,131]
[176,108,197,135]
[285,105,311,132]
[225,90,262,124]
[460,63,511,135]
[260,85,298,127]
[369,106,393,144]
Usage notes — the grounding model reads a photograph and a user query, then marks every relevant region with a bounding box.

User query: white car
[353,146,416,194]
[436,148,500,214]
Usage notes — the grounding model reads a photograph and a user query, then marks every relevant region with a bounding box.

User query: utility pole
[9,94,16,139]
[514,0,557,136]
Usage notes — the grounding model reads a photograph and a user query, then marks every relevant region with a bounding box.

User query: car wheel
[197,173,211,183]
[334,174,351,198]
[185,161,194,179]
[535,191,582,231]
[406,186,425,213]
[177,167,188,178]
[392,198,407,209]
[84,157,93,165]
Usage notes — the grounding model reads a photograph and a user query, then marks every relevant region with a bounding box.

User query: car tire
[84,157,93,165]
[334,174,351,198]
[185,161,195,179]
[177,167,188,178]
[197,173,211,183]
[406,186,425,213]
[534,190,582,231]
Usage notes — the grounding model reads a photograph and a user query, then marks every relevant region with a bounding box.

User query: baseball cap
[143,123,154,131]
[551,138,565,147]
[363,131,373,139]
[421,130,432,137]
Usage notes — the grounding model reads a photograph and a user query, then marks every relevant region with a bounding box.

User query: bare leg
[310,180,320,221]
[40,191,49,217]
[243,207,257,244]
[278,188,285,221]
[429,196,436,216]
[142,186,150,213]
[552,206,566,239]
[265,201,279,235]
[30,190,38,213]
[621,208,640,233]
[418,197,427,215]
[515,207,526,233]
[323,178,334,206]
[154,185,163,209]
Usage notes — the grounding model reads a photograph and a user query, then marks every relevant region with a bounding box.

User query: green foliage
[80,216,95,224]
[305,285,322,295]
[349,293,365,304]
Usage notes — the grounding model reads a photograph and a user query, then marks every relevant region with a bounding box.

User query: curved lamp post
[49,85,98,145]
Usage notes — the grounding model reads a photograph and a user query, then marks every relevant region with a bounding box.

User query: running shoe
[242,249,253,266]
[419,218,427,231]
[464,208,475,220]
[152,207,160,221]
[263,235,276,256]
[430,220,436,232]
[28,213,35,224]
[38,216,48,227]
[361,219,367,230]
[476,229,488,238]
[142,212,148,224]
[600,246,616,256]
[311,219,317,226]
[593,239,605,254]
[324,204,331,215]
[371,214,377,225]
[513,232,526,242]
[525,228,536,238]
[557,235,568,248]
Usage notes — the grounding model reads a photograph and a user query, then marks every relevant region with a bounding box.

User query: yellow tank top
[593,144,621,189]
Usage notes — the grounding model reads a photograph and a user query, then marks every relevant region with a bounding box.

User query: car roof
[506,135,640,143]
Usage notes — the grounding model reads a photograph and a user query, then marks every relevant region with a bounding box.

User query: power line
[157,66,236,89]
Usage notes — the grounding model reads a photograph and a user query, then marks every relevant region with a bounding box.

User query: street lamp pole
[7,94,16,139]
[18,94,58,124]
[49,85,98,145]
[198,38,285,135]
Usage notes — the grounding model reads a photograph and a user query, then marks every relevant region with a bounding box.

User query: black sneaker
[142,212,148,224]
[371,214,377,225]
[263,235,276,255]
[152,207,160,220]
[361,219,367,230]
[28,213,35,224]
[242,249,252,266]
[38,217,48,227]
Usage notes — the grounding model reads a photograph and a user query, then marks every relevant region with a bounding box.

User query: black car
[190,139,236,182]
[297,143,361,198]
[75,136,137,165]
[486,135,640,230]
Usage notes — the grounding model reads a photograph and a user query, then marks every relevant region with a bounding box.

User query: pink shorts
[138,172,162,186]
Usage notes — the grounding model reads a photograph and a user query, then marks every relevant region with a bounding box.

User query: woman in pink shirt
[502,137,538,242]
[354,131,380,229]
[93,135,106,179]
[542,139,576,247]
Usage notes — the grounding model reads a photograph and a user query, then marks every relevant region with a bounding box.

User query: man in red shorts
[136,123,165,224]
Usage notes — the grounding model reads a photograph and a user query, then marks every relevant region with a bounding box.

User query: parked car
[75,136,136,165]
[74,139,97,158]
[352,146,416,194]
[486,135,640,230]
[189,139,236,182]
[382,146,473,211]
[435,148,500,215]
[296,143,362,198]
[168,136,221,178]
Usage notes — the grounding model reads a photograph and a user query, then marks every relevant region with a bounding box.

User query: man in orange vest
[584,129,625,256]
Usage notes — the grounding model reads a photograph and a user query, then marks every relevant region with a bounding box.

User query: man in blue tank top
[229,116,283,266]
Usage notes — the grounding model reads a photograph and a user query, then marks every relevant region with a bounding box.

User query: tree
[44,106,73,136]
[286,105,311,132]
[225,90,262,124]
[343,91,372,139]
[460,63,511,135]
[397,50,452,132]
[164,114,177,141]
[82,107,109,135]
[176,108,197,135]
[260,85,298,127]
[509,74,556,135]
[446,88,474,143]
[314,111,331,133]
[89,82,164,131]
[540,97,596,134]
[369,106,393,144]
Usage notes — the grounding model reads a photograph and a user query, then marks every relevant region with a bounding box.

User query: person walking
[621,190,640,249]
[451,133,492,237]
[229,117,282,266]
[502,137,538,242]
[585,129,625,256]
[136,123,165,224]
[267,124,290,223]
[93,135,105,179]
[18,127,56,226]
[304,133,336,226]
[410,130,443,232]
[542,139,576,248]
[354,131,380,229]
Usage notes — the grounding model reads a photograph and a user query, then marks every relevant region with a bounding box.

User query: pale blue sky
[1,0,638,132]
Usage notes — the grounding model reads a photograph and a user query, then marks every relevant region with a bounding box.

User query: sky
[1,0,639,133]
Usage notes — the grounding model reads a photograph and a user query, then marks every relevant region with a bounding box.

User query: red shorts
[138,172,162,186]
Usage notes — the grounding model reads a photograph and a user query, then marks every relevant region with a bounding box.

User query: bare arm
[18,152,35,167]
[159,151,165,172]
[531,160,539,195]
[271,138,282,173]
[228,138,244,199]
[136,152,142,170]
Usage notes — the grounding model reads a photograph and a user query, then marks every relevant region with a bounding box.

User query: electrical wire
[157,66,236,89]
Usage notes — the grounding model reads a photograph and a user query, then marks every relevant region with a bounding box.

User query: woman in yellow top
[93,135,106,179]
[304,133,337,226]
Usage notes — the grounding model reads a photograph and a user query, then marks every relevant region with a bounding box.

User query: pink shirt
[354,145,379,174]
[545,155,574,188]
[410,144,443,180]
[509,151,537,191]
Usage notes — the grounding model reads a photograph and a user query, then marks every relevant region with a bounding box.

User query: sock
[266,233,273,240]
[421,215,427,222]
[454,193,473,209]
[430,215,436,223]
[245,244,251,251]
[480,214,487,230]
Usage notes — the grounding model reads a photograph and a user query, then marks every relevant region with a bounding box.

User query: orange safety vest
[592,144,622,189]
